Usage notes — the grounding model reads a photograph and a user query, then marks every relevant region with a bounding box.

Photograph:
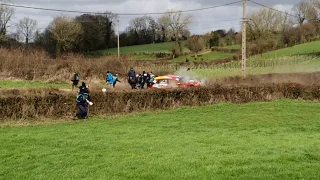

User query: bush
[1,83,320,120]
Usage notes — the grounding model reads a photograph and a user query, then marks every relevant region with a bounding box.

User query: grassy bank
[193,56,320,78]
[172,51,235,62]
[257,41,320,58]
[0,80,70,89]
[101,41,189,54]
[1,100,320,179]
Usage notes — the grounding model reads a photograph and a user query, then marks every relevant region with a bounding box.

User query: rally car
[151,75,201,89]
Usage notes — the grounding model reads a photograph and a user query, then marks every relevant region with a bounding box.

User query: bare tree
[311,0,320,20]
[0,0,15,36]
[160,11,192,56]
[49,16,82,57]
[247,7,294,41]
[96,11,118,48]
[292,0,310,26]
[187,35,206,57]
[157,16,170,42]
[16,17,37,44]
[128,16,158,44]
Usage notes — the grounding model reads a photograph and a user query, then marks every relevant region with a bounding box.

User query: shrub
[1,83,320,120]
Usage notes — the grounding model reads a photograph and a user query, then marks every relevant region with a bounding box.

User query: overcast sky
[6,0,300,35]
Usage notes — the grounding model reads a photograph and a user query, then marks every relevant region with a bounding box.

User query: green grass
[131,54,158,60]
[101,41,189,55]
[192,56,320,79]
[1,100,320,179]
[225,44,241,49]
[0,80,70,89]
[173,51,235,62]
[258,41,320,58]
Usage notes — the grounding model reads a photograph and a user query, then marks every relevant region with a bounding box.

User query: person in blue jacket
[106,71,114,88]
[75,82,91,120]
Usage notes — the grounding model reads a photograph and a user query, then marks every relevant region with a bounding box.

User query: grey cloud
[6,0,298,35]
[13,0,301,6]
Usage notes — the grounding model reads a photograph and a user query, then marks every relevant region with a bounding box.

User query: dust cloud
[175,68,207,86]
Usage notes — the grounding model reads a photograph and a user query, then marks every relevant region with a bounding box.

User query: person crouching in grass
[113,73,121,88]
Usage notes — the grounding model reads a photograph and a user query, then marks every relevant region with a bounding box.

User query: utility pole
[117,19,120,60]
[241,0,247,78]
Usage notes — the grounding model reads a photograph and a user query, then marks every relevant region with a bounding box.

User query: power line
[248,0,320,22]
[0,1,242,16]
[31,18,241,23]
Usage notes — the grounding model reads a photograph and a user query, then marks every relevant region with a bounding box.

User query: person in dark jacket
[128,67,137,89]
[75,82,91,120]
[128,67,136,78]
[141,71,148,89]
[71,72,80,91]
[136,74,143,89]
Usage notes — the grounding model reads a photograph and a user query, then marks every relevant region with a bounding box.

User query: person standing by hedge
[71,72,80,91]
[74,82,91,120]
[106,71,114,89]
[148,72,155,88]
[113,73,121,88]
[127,67,137,89]
[141,71,148,89]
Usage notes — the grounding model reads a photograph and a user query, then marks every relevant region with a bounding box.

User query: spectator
[113,73,121,88]
[128,67,137,89]
[148,72,156,88]
[106,71,114,89]
[71,72,80,91]
[74,82,91,120]
[141,71,148,89]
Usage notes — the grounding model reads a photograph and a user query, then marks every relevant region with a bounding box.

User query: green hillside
[173,51,235,62]
[100,41,190,54]
[258,41,320,58]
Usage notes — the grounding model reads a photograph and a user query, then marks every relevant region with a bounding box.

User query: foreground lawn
[1,100,320,179]
[0,80,70,89]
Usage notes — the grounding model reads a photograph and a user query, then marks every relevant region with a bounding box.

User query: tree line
[0,0,319,58]
[245,0,320,55]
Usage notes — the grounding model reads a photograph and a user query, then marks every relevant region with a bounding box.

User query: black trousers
[76,104,87,119]
[141,82,145,89]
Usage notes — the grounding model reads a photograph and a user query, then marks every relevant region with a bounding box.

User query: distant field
[225,44,241,49]
[257,41,320,58]
[1,100,320,179]
[193,56,320,79]
[132,54,159,60]
[172,51,235,62]
[101,41,189,54]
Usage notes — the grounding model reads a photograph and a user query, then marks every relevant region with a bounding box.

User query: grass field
[172,51,235,62]
[0,80,70,89]
[1,100,320,179]
[193,56,320,79]
[225,44,241,49]
[101,41,189,55]
[132,54,159,60]
[258,41,320,58]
